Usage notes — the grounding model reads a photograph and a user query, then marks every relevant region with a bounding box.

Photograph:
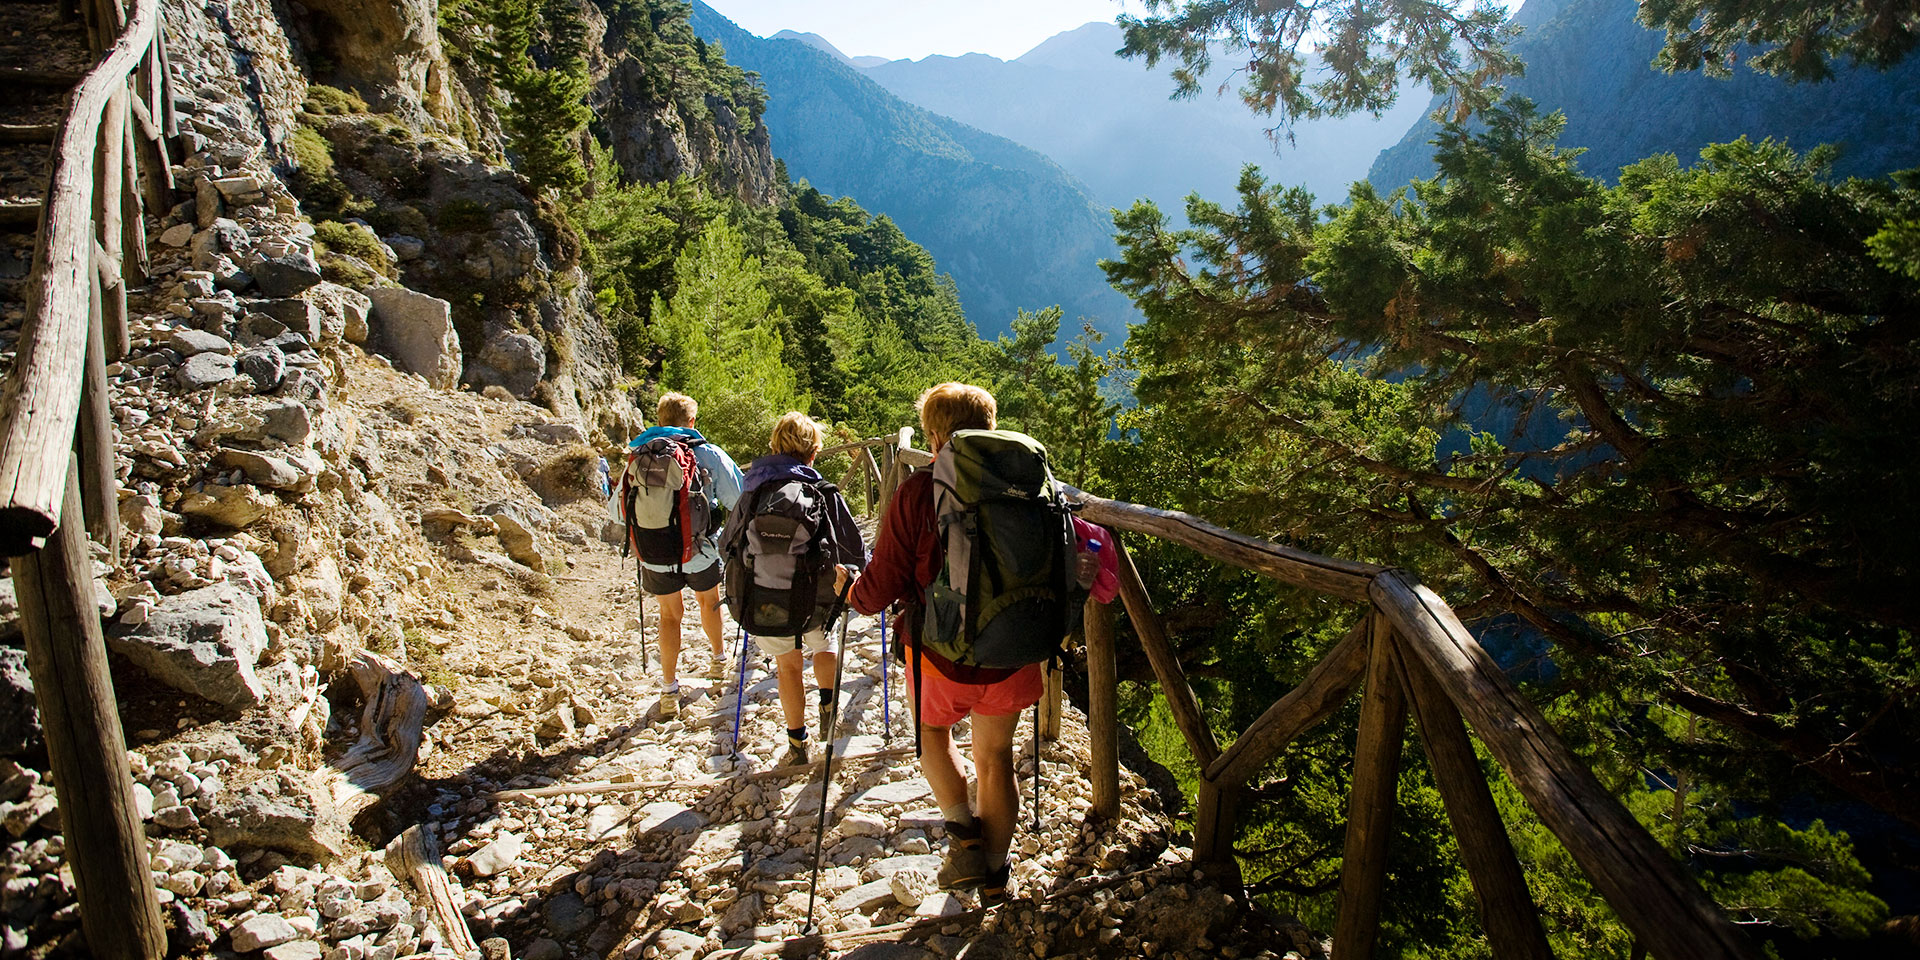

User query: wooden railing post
[1205,618,1369,787]
[1112,541,1241,881]
[1373,571,1759,960]
[12,464,165,960]
[1333,611,1407,960]
[1394,644,1553,959]
[1084,592,1120,819]
[78,251,119,556]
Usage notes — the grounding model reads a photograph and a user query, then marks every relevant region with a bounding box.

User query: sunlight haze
[699,0,1145,62]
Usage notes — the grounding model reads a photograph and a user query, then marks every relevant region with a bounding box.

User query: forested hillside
[1368,0,1920,187]
[685,1,1138,343]
[858,23,1426,215]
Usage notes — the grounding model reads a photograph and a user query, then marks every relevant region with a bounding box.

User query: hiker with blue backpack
[835,382,1113,906]
[719,412,868,768]
[616,392,744,719]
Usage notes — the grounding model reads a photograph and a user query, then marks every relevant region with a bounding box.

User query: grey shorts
[642,563,721,595]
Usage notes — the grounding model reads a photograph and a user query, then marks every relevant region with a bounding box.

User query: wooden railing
[0,0,173,954]
[865,426,1757,960]
[1066,487,1760,960]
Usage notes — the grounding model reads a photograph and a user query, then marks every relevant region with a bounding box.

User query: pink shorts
[906,655,1044,728]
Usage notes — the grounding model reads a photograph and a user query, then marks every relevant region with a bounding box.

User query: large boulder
[366,287,461,389]
[302,281,371,344]
[468,331,544,399]
[203,768,348,860]
[176,483,277,530]
[0,649,39,757]
[250,247,323,298]
[107,584,270,708]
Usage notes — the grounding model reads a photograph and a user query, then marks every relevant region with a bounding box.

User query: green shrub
[313,220,392,272]
[303,84,368,116]
[288,125,354,218]
[435,198,493,233]
[368,203,430,239]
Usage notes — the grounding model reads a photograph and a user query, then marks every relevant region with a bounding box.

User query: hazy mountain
[859,22,1430,215]
[770,30,887,69]
[693,4,1136,341]
[1369,0,1920,189]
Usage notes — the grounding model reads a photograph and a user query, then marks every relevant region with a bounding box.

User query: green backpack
[919,429,1077,673]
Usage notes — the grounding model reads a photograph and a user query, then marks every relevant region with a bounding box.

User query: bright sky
[700,0,1147,63]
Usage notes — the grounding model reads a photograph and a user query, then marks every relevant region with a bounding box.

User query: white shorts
[774,627,836,658]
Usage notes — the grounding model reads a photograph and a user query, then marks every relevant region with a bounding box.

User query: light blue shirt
[629,426,743,574]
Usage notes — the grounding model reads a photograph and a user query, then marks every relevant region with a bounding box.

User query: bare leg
[656,589,684,688]
[693,585,726,660]
[811,650,838,698]
[776,648,806,731]
[919,723,971,820]
[969,710,1022,869]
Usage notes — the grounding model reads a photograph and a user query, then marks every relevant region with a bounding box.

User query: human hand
[834,564,853,595]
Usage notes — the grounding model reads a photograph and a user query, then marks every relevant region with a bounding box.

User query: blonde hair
[657,392,697,427]
[769,411,824,461]
[916,382,996,448]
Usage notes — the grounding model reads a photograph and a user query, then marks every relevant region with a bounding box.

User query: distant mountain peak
[770,29,857,66]
[1015,20,1124,69]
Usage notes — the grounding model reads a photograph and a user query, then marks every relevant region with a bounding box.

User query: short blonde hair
[657,392,697,427]
[769,411,824,460]
[916,382,996,448]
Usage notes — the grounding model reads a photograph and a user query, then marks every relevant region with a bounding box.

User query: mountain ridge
[693,2,1137,341]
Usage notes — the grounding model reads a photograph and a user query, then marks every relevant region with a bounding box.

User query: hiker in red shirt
[835,383,1113,904]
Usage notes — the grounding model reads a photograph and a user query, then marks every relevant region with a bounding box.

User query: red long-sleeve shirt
[849,469,940,644]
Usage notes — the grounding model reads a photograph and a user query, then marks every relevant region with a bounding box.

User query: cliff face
[160,0,778,440]
[587,0,778,205]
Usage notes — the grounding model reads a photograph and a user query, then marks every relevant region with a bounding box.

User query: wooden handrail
[1048,478,1757,958]
[1063,485,1382,602]
[0,0,159,555]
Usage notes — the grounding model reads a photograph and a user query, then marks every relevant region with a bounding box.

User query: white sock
[941,803,974,827]
[663,682,679,694]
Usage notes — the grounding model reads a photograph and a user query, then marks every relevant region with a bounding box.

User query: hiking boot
[707,654,727,682]
[978,863,1011,906]
[658,690,679,720]
[782,741,809,768]
[936,820,987,890]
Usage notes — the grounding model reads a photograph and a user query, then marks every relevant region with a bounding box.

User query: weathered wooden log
[1372,570,1758,960]
[330,651,453,816]
[76,257,118,555]
[0,0,157,555]
[1,66,87,86]
[119,109,147,287]
[11,464,165,960]
[0,124,57,143]
[1192,780,1243,887]
[1039,657,1063,741]
[1112,540,1220,766]
[862,447,881,514]
[385,826,480,959]
[1332,612,1407,960]
[1393,641,1553,960]
[1084,591,1120,819]
[0,201,42,226]
[1205,616,1368,787]
[1064,485,1382,602]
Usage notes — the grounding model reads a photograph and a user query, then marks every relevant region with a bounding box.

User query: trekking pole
[730,624,751,756]
[1033,695,1043,831]
[879,610,891,743]
[803,582,856,934]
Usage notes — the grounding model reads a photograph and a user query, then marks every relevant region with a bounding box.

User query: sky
[699,0,1147,63]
